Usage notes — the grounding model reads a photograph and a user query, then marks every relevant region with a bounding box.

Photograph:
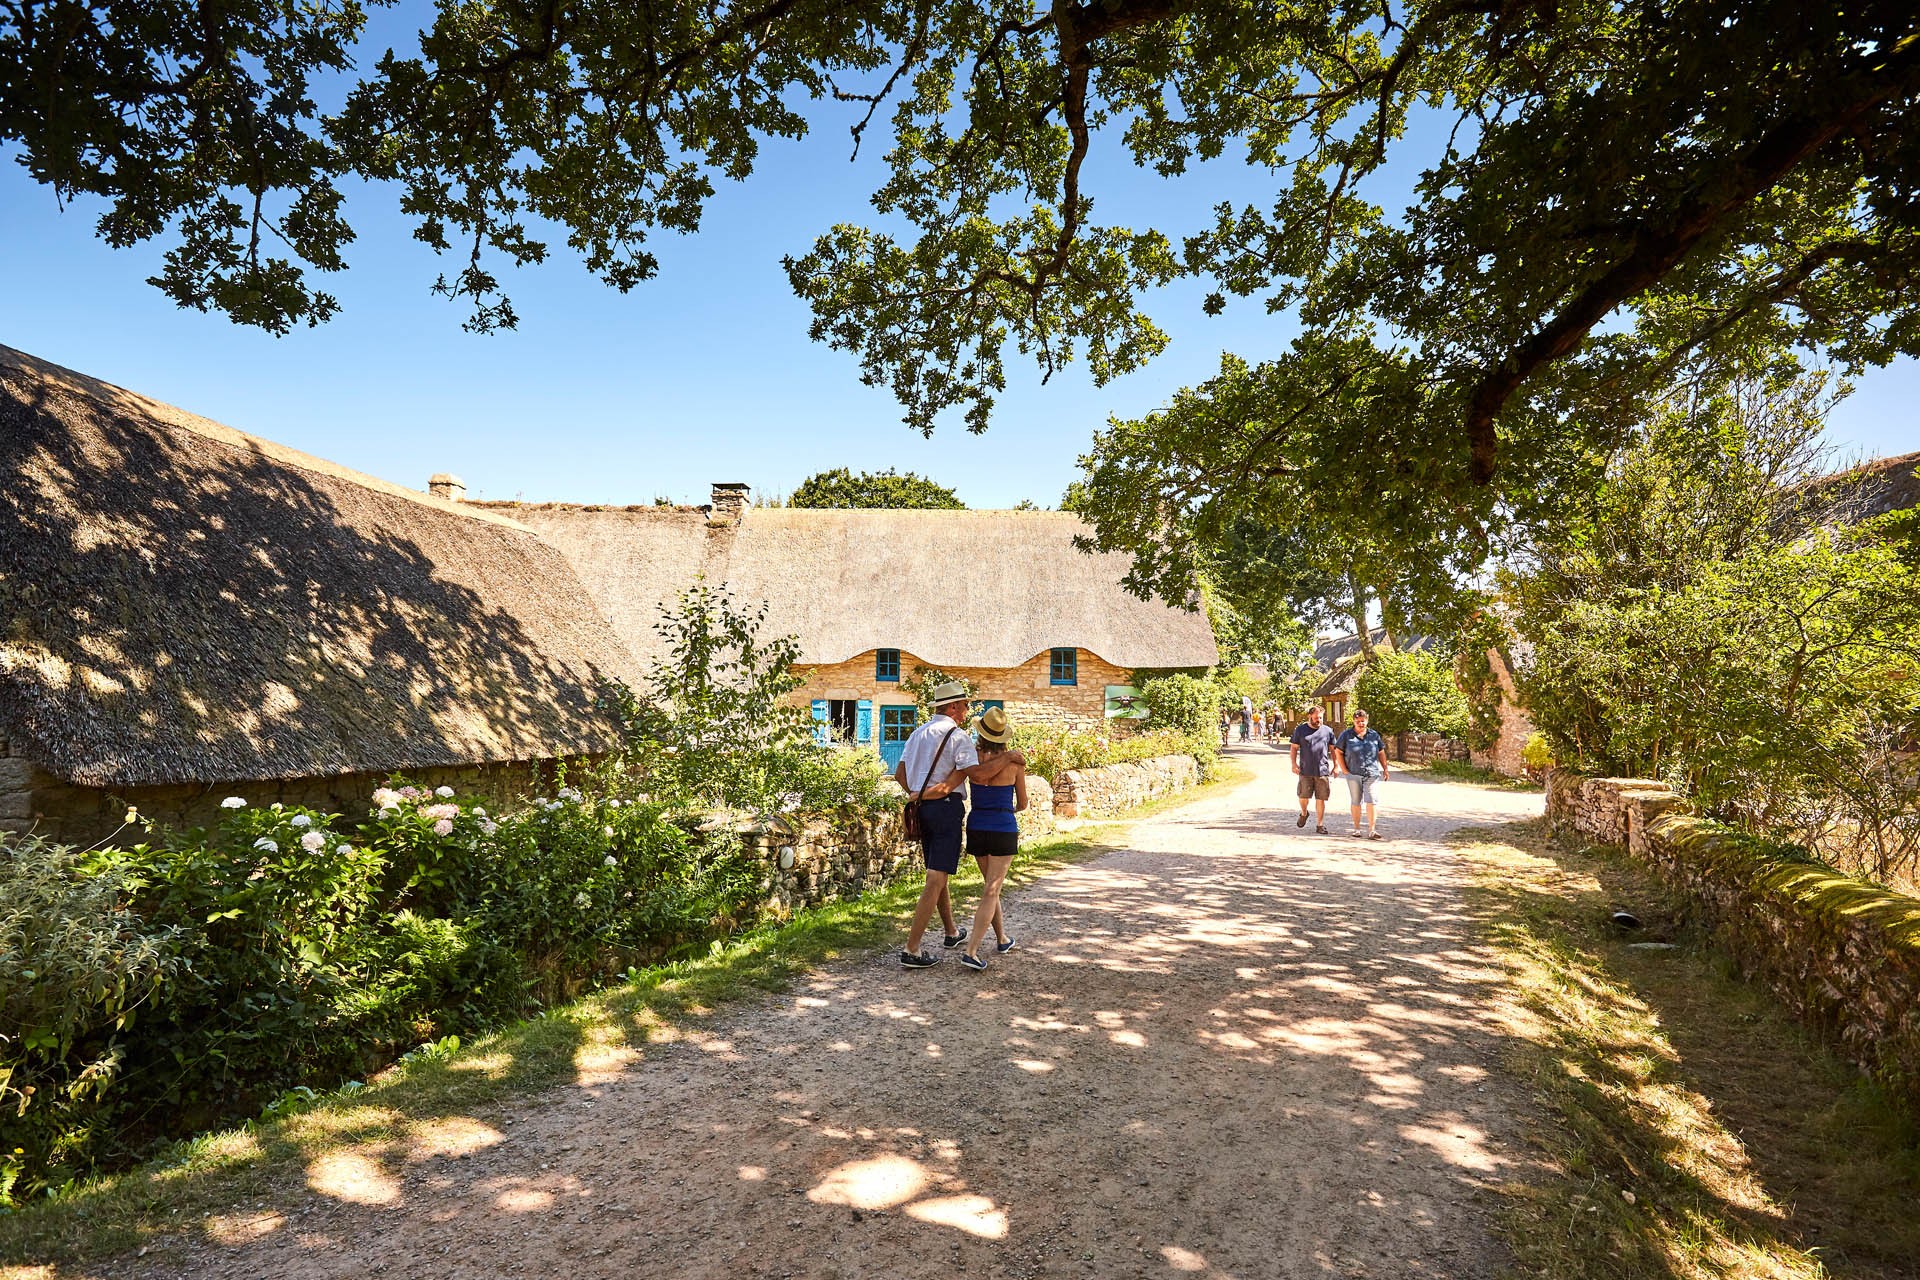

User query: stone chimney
[708,482,750,527]
[428,473,466,502]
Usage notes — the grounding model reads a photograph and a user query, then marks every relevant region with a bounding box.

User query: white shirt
[897,713,979,799]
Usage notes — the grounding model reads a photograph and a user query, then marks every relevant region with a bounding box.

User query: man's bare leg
[905,871,950,954]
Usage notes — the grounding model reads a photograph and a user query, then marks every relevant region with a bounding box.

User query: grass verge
[0,762,1248,1272]
[1405,759,1543,791]
[1455,819,1920,1279]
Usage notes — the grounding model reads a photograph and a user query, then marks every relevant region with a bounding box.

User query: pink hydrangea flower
[433,819,454,837]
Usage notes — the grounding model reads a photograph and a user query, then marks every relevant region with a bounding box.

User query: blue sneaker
[958,953,988,972]
[900,949,940,969]
[996,938,1017,955]
[942,926,969,949]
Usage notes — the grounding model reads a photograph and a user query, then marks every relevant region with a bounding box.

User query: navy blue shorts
[919,795,966,875]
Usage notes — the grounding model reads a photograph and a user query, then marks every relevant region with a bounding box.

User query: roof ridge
[0,343,532,533]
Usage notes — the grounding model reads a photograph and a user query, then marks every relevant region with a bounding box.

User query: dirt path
[129,750,1544,1280]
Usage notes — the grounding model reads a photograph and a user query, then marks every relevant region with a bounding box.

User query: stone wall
[745,774,1055,917]
[1393,732,1471,766]
[1052,754,1201,819]
[1468,647,1537,778]
[793,646,1134,736]
[1546,770,1920,1113]
[0,737,577,846]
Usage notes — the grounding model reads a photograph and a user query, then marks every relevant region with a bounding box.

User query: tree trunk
[1374,581,1406,652]
[1348,570,1375,657]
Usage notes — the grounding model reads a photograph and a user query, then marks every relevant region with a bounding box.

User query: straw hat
[930,680,969,706]
[976,706,1012,744]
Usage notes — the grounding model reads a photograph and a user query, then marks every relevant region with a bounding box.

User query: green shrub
[1355,650,1469,737]
[1013,724,1216,782]
[0,836,181,1200]
[1522,732,1555,773]
[1140,674,1216,737]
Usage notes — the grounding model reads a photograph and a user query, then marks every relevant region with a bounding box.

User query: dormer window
[875,648,901,682]
[1050,648,1078,686]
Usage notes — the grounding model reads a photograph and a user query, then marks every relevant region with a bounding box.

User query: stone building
[1309,629,1435,726]
[0,346,634,844]
[504,495,1219,768]
[1467,642,1537,778]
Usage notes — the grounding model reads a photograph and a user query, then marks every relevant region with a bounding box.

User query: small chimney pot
[428,473,467,502]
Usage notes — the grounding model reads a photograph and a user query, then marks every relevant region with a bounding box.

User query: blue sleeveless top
[968,782,1020,833]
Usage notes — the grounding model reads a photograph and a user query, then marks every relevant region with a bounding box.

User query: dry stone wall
[1547,771,1920,1113]
[1052,754,1201,819]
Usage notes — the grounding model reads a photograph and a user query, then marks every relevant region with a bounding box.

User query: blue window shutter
[811,699,829,746]
[857,699,874,744]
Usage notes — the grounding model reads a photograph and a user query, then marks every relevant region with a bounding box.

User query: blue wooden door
[880,706,917,771]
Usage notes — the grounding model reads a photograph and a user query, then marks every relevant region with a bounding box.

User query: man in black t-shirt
[1289,705,1337,834]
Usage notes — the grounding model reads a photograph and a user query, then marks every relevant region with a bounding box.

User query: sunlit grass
[0,762,1249,1269]
[1458,820,1920,1279]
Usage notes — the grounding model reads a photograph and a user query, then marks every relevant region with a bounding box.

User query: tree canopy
[787,467,964,509]
[8,0,1916,591]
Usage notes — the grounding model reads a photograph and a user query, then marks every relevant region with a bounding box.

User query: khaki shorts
[1296,774,1331,801]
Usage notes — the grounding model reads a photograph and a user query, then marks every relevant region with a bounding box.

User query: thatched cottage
[502,493,1219,768]
[0,346,634,843]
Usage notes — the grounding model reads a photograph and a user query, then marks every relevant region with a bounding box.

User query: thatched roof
[1807,450,1920,522]
[0,346,634,788]
[498,505,1219,674]
[1309,631,1438,700]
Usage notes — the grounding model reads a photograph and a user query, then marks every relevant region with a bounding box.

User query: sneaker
[1348,829,1363,838]
[996,938,1017,955]
[942,926,969,949]
[1296,812,1308,829]
[900,949,941,969]
[1315,825,1329,835]
[1369,831,1385,840]
[958,953,988,972]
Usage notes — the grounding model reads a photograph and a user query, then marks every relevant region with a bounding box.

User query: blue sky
[1,19,1912,508]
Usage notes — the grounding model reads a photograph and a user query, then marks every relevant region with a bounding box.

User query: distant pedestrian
[1334,709,1391,839]
[1240,694,1253,742]
[1289,705,1336,834]
[1219,706,1232,748]
[893,682,976,967]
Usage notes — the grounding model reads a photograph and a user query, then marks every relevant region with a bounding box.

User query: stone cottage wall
[1468,647,1536,778]
[1052,754,1201,819]
[794,646,1136,737]
[1546,770,1920,1113]
[0,737,579,846]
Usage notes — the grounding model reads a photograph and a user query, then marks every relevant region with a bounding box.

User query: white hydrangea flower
[253,837,278,853]
[337,844,355,856]
[221,796,246,809]
[480,821,498,836]
[608,799,622,808]
[603,855,618,867]
[290,814,311,828]
[472,807,487,817]
[300,831,326,852]
[435,786,455,798]
[603,825,614,838]
[432,819,455,837]
[573,891,591,908]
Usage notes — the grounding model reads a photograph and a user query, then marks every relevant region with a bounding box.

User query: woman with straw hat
[948,705,1027,971]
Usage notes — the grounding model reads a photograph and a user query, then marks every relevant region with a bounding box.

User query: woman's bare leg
[965,855,1014,959]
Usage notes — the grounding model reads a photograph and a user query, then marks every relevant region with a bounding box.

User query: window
[1049,648,1077,686]
[827,699,859,741]
[875,648,901,682]
[881,706,918,743]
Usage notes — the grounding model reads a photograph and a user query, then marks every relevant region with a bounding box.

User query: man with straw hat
[893,680,978,967]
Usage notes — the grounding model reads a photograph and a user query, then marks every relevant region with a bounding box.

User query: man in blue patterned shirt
[1334,709,1392,839]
